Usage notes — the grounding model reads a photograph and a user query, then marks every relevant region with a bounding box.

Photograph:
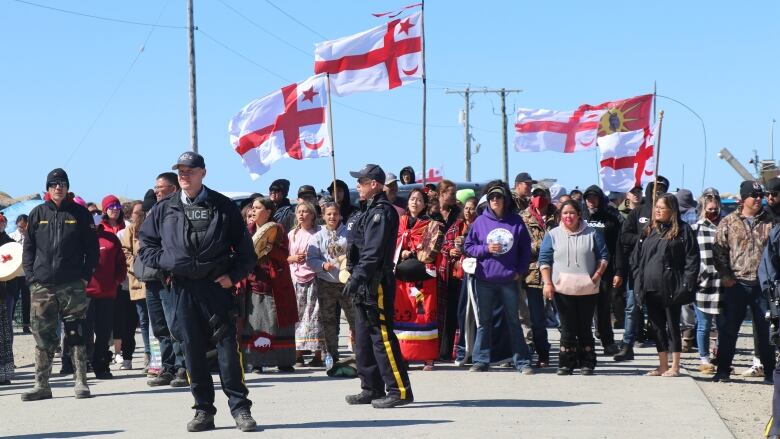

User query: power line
[11,0,186,29]
[64,1,172,165]
[655,94,708,191]
[263,0,328,40]
[216,0,313,58]
[196,29,290,83]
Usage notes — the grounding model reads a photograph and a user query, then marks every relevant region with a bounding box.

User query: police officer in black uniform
[344,164,413,408]
[139,152,257,432]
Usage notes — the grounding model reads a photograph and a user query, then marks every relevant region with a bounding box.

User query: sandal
[645,369,664,376]
[662,369,681,377]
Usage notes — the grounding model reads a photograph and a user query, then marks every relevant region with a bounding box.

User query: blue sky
[2,0,779,203]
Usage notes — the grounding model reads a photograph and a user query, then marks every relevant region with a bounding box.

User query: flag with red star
[229,74,331,180]
[314,11,423,96]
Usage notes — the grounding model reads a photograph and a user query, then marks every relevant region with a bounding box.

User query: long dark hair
[647,193,681,240]
[406,188,429,216]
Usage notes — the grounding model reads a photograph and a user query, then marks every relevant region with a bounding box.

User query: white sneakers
[741,365,764,377]
[120,360,133,370]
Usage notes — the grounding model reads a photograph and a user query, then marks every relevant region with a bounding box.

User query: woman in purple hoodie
[464,181,533,373]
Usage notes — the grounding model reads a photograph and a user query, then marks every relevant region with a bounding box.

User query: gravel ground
[678,323,774,439]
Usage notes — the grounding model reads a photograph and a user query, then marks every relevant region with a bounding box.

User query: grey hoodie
[538,222,609,295]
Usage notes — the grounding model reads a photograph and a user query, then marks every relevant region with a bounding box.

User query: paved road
[2,326,736,439]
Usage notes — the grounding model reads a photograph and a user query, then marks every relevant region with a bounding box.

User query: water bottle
[325,353,334,370]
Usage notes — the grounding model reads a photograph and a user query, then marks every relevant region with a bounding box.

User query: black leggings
[554,293,597,369]
[645,291,682,353]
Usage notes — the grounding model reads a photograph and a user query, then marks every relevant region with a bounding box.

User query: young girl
[288,201,324,366]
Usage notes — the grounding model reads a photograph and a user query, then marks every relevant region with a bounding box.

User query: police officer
[22,168,99,401]
[758,223,780,438]
[344,164,413,408]
[139,152,257,432]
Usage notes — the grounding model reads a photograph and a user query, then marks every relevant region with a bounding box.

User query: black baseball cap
[349,164,386,184]
[514,172,537,184]
[171,151,205,170]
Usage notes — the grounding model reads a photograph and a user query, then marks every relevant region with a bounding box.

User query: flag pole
[326,74,338,206]
[420,0,427,185]
[651,110,665,211]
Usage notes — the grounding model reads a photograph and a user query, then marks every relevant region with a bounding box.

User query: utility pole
[446,87,522,183]
[187,0,199,153]
[446,88,471,181]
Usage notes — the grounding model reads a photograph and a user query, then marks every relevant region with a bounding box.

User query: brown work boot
[21,348,53,401]
[72,346,92,399]
[681,329,695,353]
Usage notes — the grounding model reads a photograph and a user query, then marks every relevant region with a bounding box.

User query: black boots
[613,344,635,362]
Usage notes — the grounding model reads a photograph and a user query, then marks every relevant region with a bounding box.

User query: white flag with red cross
[229,74,331,180]
[514,106,607,153]
[415,165,443,183]
[314,11,423,96]
[598,122,658,192]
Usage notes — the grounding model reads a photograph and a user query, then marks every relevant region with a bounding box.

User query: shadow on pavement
[412,399,600,408]
[262,419,452,430]
[0,430,123,438]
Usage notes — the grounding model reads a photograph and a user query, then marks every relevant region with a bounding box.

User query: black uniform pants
[171,278,250,416]
[770,350,780,436]
[353,281,412,400]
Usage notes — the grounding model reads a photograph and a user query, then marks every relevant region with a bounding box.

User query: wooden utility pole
[446,87,522,183]
[187,0,199,152]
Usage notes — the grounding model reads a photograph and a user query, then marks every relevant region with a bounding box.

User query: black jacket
[23,198,99,286]
[582,186,624,277]
[620,184,658,258]
[632,221,699,306]
[346,192,399,287]
[139,187,256,284]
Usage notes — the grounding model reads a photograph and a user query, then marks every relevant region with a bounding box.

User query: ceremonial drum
[0,242,23,281]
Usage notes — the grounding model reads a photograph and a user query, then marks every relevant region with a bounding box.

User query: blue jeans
[622,287,640,346]
[135,299,150,355]
[146,281,184,372]
[716,283,776,375]
[525,287,551,356]
[694,306,715,359]
[472,278,531,368]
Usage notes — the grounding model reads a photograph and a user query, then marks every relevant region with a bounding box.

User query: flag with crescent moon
[314,11,423,96]
[229,74,331,180]
[514,105,607,153]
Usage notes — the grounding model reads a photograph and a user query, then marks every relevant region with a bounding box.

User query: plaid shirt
[693,219,721,314]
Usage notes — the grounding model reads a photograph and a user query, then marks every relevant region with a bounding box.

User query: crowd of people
[1,154,780,433]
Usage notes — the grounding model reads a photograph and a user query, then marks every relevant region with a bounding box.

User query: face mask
[531,196,549,212]
[562,216,576,226]
[705,211,719,222]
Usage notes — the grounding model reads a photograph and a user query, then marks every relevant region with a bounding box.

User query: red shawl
[245,223,298,328]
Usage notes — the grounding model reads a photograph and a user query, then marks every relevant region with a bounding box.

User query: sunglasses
[749,192,764,199]
[47,180,67,189]
[488,193,503,201]
[766,191,779,198]
[106,204,122,211]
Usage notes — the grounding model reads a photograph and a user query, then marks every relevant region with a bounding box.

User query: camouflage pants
[316,278,355,361]
[30,280,90,356]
